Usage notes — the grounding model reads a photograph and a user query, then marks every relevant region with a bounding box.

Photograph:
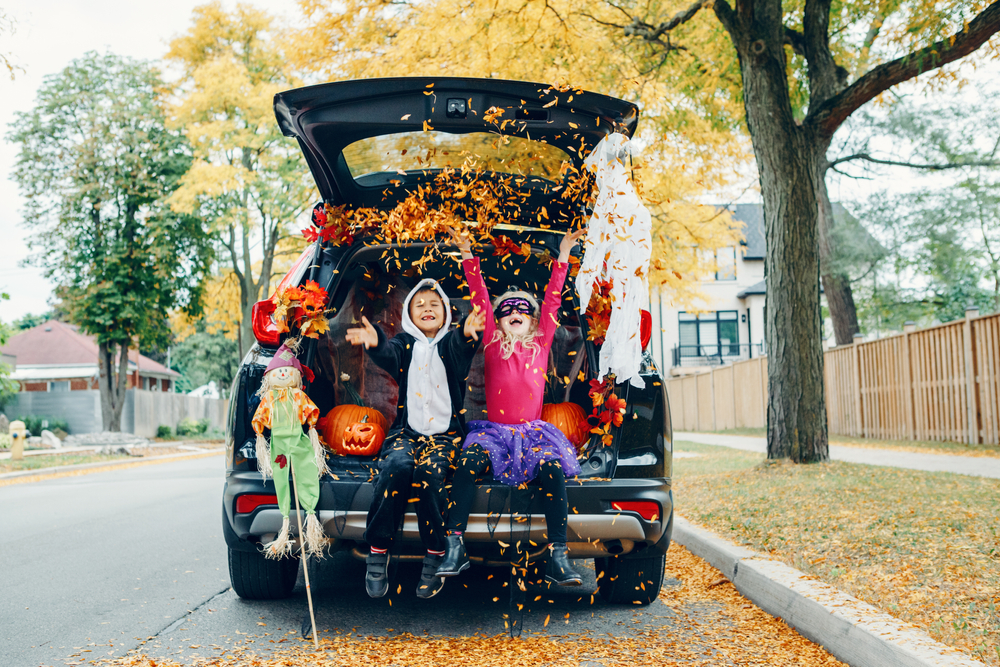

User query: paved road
[0,455,230,667]
[676,431,1000,478]
[1,456,839,666]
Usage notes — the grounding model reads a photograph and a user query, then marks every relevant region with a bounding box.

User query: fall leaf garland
[271,280,330,339]
[583,375,625,447]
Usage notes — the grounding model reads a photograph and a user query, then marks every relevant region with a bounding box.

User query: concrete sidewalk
[675,431,1000,479]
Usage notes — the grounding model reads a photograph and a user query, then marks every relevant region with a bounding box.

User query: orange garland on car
[584,375,626,447]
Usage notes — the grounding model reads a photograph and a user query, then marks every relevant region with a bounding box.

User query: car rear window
[342,131,576,181]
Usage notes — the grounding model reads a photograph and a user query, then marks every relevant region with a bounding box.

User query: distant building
[649,203,879,375]
[649,204,766,376]
[1,320,179,392]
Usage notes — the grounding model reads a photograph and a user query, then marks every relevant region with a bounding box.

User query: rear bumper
[223,471,672,559]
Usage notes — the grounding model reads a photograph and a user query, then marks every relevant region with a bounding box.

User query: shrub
[156,424,173,438]
[17,416,70,436]
[196,418,209,434]
[176,418,198,436]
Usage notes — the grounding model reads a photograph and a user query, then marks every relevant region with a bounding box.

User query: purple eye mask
[495,298,534,318]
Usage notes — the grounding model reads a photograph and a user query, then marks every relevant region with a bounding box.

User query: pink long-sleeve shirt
[463,256,569,425]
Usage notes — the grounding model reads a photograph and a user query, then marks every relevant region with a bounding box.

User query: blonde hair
[489,290,542,361]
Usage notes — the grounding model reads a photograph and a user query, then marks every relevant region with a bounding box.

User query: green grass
[704,428,1000,458]
[673,440,1000,665]
[0,453,129,474]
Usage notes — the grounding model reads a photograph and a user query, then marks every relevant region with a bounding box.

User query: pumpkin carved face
[321,405,388,455]
[541,402,589,450]
[340,421,386,457]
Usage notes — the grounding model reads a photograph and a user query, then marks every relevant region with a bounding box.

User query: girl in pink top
[436,228,586,586]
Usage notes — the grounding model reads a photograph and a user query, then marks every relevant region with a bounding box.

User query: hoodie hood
[401,278,452,345]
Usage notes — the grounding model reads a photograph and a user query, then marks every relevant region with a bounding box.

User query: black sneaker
[416,554,446,599]
[436,534,470,578]
[544,544,582,586]
[365,551,390,598]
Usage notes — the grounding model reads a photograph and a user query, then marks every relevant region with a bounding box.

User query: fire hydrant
[9,420,26,461]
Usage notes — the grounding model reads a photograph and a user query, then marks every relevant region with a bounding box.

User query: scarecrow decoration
[252,339,331,560]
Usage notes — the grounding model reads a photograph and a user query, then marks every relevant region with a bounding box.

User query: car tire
[595,551,666,605]
[228,546,299,600]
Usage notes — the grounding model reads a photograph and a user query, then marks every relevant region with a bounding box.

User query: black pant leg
[363,431,418,550]
[443,444,492,534]
[537,460,569,545]
[411,432,462,552]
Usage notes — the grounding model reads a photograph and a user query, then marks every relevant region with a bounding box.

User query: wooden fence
[666,310,1000,445]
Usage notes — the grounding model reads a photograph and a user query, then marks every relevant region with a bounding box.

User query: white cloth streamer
[576,133,652,388]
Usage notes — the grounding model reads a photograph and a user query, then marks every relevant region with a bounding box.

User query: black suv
[222,77,674,605]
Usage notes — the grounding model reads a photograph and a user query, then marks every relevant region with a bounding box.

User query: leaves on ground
[675,440,1000,665]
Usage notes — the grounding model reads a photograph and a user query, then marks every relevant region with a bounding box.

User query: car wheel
[228,545,299,600]
[595,551,666,605]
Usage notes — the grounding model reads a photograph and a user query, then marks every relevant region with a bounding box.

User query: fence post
[710,367,718,432]
[964,307,980,444]
[902,322,916,441]
[852,333,864,438]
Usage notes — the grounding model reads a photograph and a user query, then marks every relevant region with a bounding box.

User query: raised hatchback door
[273,77,639,218]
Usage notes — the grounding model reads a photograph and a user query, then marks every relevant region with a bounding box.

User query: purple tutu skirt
[463,419,582,486]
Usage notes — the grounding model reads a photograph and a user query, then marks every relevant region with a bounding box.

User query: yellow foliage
[289,0,753,307]
[166,2,317,348]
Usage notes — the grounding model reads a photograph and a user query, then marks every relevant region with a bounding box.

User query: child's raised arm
[448,228,496,342]
[537,228,586,347]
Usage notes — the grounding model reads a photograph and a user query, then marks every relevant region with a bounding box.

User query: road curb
[673,515,986,667]
[0,449,224,484]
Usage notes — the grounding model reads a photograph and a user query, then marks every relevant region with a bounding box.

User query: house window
[678,311,739,357]
[716,247,736,280]
[49,381,70,392]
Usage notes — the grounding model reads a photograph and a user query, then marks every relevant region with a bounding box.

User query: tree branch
[828,152,1000,171]
[809,0,1000,137]
[586,0,710,50]
[784,26,806,56]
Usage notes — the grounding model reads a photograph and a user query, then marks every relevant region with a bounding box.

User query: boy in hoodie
[345,278,484,599]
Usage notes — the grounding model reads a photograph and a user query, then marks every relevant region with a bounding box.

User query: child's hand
[558,227,587,263]
[464,306,486,341]
[345,316,378,349]
[446,227,474,259]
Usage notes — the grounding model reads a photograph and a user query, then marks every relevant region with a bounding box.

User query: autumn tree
[8,52,212,430]
[578,0,1000,461]
[291,0,749,310]
[166,2,315,360]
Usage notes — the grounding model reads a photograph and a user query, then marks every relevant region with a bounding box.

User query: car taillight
[235,494,278,514]
[251,300,280,347]
[611,500,660,522]
[640,310,652,350]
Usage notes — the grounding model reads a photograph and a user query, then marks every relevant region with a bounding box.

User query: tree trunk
[98,341,129,432]
[718,2,829,463]
[816,161,861,346]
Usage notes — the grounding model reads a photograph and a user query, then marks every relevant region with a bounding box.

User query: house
[648,204,766,376]
[649,203,881,375]
[1,320,179,392]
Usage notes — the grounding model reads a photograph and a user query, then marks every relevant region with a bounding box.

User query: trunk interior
[301,232,599,474]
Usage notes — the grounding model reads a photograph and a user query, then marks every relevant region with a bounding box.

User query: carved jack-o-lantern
[339,418,386,457]
[541,402,589,450]
[321,404,388,453]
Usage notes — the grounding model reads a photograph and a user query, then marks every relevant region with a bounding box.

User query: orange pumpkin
[340,420,386,457]
[542,402,589,450]
[322,404,388,453]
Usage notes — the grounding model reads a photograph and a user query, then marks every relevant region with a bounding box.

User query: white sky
[0,0,300,322]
